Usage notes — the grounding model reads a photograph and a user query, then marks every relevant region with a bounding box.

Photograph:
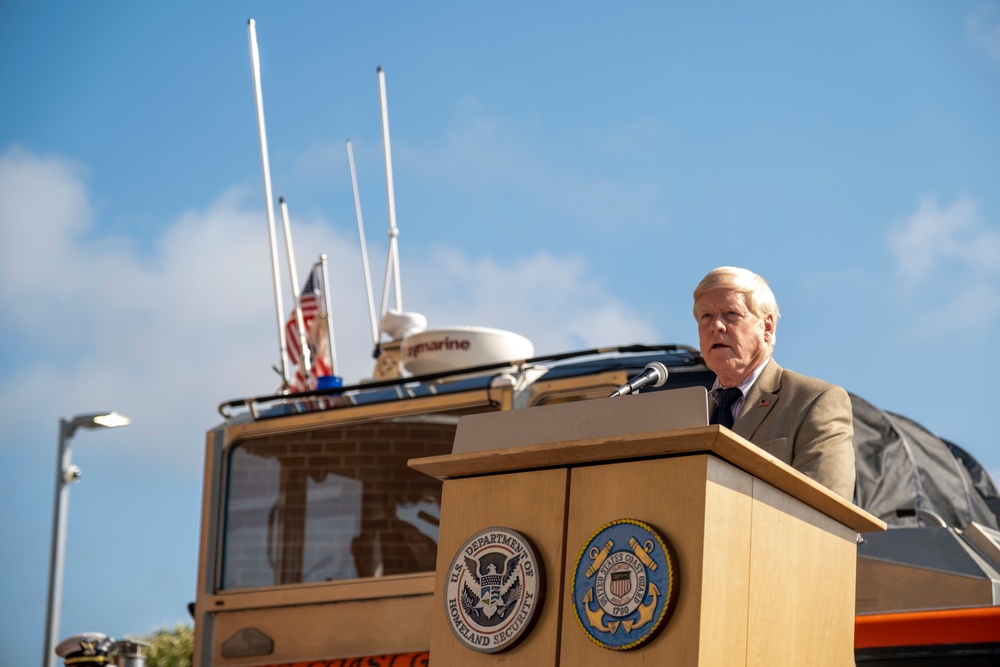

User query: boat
[190,332,1000,665]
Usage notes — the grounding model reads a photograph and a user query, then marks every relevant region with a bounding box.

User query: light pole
[43,412,131,667]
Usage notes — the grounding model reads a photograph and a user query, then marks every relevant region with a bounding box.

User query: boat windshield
[220,410,492,589]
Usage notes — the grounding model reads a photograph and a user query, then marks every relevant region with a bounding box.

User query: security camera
[63,465,82,484]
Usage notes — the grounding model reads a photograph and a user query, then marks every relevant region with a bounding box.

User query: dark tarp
[942,437,1000,523]
[851,393,999,530]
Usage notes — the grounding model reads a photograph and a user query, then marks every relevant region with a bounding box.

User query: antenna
[376,66,403,325]
[346,139,379,346]
[247,18,290,388]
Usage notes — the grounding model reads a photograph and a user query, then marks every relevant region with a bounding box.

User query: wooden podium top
[409,424,885,534]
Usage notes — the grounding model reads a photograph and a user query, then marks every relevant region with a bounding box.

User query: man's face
[695,288,774,388]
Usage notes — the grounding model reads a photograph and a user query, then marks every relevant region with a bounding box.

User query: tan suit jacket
[714,360,856,500]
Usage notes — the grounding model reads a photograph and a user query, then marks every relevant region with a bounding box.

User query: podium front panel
[560,455,754,666]
[430,467,569,666]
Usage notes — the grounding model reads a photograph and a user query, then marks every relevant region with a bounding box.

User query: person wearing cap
[55,632,116,666]
[693,266,855,500]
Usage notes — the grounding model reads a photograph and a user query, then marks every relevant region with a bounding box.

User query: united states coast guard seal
[444,526,543,653]
[572,518,678,650]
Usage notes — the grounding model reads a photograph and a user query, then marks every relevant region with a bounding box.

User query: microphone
[608,361,669,398]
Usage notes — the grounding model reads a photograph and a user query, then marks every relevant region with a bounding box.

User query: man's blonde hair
[693,266,780,346]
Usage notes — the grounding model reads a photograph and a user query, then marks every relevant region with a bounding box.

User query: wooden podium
[409,389,884,666]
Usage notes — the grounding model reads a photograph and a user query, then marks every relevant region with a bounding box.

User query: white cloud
[403,246,660,353]
[888,195,1000,336]
[0,147,96,325]
[968,3,1000,65]
[909,279,1000,340]
[0,146,660,469]
[890,196,1000,279]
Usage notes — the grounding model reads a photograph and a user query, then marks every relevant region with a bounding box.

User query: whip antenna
[346,139,379,346]
[376,66,403,326]
[247,18,290,387]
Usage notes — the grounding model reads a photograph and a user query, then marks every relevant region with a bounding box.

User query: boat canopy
[852,393,999,530]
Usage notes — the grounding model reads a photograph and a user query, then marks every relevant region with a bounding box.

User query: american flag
[285,272,332,391]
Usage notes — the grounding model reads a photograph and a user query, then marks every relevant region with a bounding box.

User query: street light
[43,412,131,667]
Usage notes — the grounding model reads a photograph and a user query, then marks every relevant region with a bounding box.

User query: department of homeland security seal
[572,518,679,650]
[444,526,543,653]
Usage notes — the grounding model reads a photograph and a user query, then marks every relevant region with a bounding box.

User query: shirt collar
[711,357,771,400]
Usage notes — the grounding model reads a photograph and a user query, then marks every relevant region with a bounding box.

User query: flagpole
[247,18,290,388]
[377,66,403,318]
[346,139,379,347]
[319,254,339,375]
[279,197,312,385]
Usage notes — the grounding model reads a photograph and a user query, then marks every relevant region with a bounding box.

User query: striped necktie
[711,387,743,429]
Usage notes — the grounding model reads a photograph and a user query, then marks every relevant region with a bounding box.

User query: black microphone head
[646,361,669,388]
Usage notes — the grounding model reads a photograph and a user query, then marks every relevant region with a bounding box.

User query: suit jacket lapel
[733,359,781,441]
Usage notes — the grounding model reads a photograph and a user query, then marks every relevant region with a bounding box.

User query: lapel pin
[759,399,771,407]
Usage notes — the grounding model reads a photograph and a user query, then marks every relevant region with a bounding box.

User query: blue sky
[2,2,999,664]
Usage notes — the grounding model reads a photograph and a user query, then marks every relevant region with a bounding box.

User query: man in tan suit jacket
[694,267,856,500]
